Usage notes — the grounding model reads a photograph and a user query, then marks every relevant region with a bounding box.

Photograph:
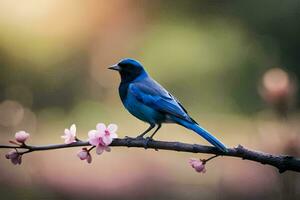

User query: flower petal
[105,147,111,152]
[70,124,76,134]
[188,158,206,173]
[11,157,19,165]
[110,132,118,139]
[10,154,22,165]
[102,136,112,145]
[15,131,30,143]
[17,156,22,165]
[64,129,69,135]
[77,150,88,160]
[6,151,18,159]
[96,123,106,132]
[88,130,97,139]
[64,138,70,144]
[89,137,99,146]
[107,124,118,133]
[87,154,92,163]
[96,145,105,155]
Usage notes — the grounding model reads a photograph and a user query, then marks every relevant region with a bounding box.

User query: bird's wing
[167,93,198,124]
[129,79,194,123]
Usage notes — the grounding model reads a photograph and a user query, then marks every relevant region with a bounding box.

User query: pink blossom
[77,148,92,163]
[88,123,117,154]
[95,144,111,155]
[15,131,30,143]
[188,158,206,173]
[61,124,76,144]
[5,150,22,165]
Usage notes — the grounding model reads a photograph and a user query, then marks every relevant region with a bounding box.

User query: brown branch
[1,137,300,173]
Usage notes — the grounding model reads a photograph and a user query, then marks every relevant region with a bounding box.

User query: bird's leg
[136,124,155,139]
[143,124,162,149]
[149,124,162,139]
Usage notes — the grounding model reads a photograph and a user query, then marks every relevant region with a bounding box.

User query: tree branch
[1,137,300,173]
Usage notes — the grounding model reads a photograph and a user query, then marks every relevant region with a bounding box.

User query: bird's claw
[134,136,149,149]
[135,136,145,140]
[142,137,154,149]
[146,137,154,141]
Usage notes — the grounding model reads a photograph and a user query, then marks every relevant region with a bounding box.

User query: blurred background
[0,0,300,199]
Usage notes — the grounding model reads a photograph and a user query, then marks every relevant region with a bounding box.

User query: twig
[1,138,300,173]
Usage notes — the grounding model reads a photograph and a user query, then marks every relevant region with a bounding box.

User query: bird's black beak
[108,64,121,71]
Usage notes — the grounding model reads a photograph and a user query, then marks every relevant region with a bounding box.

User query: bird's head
[109,58,147,82]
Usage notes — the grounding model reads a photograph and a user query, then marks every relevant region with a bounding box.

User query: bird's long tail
[174,118,227,152]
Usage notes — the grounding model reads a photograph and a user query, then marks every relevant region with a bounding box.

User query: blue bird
[108,58,227,152]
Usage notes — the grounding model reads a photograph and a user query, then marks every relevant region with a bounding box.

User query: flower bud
[5,150,22,165]
[77,148,92,164]
[15,131,30,143]
[188,158,206,173]
[77,150,89,160]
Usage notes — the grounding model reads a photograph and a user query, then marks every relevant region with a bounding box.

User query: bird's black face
[109,58,146,82]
